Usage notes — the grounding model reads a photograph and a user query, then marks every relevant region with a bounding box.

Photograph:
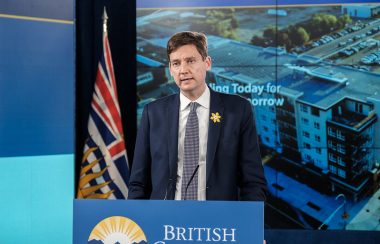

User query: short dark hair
[167,31,208,61]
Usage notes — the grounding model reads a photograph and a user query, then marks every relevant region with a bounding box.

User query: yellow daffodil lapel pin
[210,112,222,123]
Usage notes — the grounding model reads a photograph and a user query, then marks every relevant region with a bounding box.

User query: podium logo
[88,216,147,244]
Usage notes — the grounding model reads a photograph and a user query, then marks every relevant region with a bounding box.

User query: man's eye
[188,59,196,64]
[172,62,179,67]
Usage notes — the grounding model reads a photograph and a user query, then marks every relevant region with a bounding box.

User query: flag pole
[102,7,108,33]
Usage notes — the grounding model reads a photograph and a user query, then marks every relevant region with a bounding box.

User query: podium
[73,200,263,244]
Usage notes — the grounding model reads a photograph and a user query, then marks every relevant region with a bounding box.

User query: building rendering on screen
[136,5,380,229]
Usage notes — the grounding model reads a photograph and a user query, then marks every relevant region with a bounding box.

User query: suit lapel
[206,90,224,182]
[167,94,180,180]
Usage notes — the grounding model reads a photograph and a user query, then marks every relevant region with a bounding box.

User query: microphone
[184,165,199,200]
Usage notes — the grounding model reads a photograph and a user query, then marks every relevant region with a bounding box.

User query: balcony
[280,136,298,150]
[277,112,296,124]
[349,147,369,160]
[348,134,370,146]
[278,124,297,137]
[330,111,376,131]
[276,99,294,112]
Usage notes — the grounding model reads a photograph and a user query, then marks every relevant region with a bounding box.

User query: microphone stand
[184,165,199,200]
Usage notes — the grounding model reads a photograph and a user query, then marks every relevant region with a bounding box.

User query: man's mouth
[180,77,193,82]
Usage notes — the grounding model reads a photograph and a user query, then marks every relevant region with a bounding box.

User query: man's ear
[205,56,212,71]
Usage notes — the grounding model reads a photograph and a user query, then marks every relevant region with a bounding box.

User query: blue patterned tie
[181,102,200,200]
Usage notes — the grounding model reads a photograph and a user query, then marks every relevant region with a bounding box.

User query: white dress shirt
[175,86,210,200]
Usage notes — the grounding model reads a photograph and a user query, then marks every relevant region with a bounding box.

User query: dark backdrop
[75,0,136,191]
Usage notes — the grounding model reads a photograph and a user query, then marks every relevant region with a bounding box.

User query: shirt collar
[180,86,210,111]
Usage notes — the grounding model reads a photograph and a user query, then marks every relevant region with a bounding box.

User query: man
[128,31,268,201]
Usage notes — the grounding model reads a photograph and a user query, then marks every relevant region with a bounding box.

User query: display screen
[137,0,380,230]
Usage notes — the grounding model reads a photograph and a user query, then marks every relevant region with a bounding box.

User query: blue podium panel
[74,200,263,244]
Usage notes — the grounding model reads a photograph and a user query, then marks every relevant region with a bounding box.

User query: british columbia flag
[77,11,129,199]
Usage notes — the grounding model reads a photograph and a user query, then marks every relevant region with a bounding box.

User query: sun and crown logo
[88,216,147,244]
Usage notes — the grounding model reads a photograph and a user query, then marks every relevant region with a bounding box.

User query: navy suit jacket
[128,89,268,201]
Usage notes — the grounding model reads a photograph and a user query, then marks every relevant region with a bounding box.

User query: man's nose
[179,63,190,73]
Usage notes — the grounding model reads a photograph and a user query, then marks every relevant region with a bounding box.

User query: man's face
[169,44,211,99]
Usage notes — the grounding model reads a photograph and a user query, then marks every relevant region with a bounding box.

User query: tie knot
[189,102,199,112]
